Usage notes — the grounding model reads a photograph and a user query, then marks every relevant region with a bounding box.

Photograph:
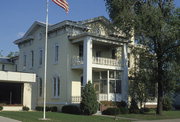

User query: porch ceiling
[0,71,36,83]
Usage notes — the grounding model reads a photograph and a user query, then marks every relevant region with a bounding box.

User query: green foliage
[105,0,180,115]
[129,99,139,114]
[163,96,173,111]
[62,105,81,115]
[22,106,29,111]
[35,106,57,112]
[117,101,128,108]
[102,108,120,115]
[80,81,98,115]
[0,106,3,111]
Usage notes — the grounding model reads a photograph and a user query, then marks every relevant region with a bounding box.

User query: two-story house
[1,16,130,110]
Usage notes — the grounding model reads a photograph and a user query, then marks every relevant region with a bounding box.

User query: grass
[0,111,130,122]
[118,110,180,120]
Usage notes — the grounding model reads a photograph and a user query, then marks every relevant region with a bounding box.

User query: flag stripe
[52,0,69,12]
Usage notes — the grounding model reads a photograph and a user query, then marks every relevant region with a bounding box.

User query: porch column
[83,36,92,85]
[122,43,128,101]
[107,70,110,101]
[23,83,32,109]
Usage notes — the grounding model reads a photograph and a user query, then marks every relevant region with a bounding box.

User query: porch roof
[68,32,129,45]
[0,71,36,83]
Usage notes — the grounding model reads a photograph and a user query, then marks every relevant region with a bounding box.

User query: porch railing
[72,56,121,67]
[71,96,81,103]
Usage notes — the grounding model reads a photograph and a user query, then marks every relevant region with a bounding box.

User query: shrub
[0,106,3,111]
[117,101,128,108]
[119,107,129,114]
[80,81,98,115]
[129,98,139,114]
[62,105,80,115]
[35,106,57,112]
[163,97,172,111]
[102,108,120,115]
[22,106,29,111]
[140,107,150,114]
[50,106,58,112]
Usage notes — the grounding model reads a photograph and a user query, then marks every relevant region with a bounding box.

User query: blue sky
[0,0,179,56]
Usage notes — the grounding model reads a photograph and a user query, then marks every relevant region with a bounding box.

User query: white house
[1,16,131,110]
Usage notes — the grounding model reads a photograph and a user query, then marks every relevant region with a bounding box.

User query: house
[1,16,132,110]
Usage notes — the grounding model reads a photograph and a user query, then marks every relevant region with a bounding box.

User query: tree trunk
[156,61,163,115]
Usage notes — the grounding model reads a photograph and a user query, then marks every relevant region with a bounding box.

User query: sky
[0,0,179,56]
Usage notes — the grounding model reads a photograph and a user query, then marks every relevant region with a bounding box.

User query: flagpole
[43,0,49,120]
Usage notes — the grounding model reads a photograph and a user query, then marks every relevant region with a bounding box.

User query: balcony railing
[72,56,121,67]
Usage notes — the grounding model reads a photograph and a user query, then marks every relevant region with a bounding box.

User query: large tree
[105,0,180,115]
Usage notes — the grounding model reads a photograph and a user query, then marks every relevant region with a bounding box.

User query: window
[52,76,60,97]
[39,49,43,65]
[54,44,59,63]
[2,64,5,71]
[128,53,130,67]
[79,44,83,57]
[31,50,34,67]
[96,51,101,57]
[39,78,43,97]
[112,49,117,59]
[23,54,26,67]
[109,80,121,93]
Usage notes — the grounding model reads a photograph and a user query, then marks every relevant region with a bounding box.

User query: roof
[0,57,13,64]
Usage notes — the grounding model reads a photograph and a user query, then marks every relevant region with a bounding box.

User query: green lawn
[0,111,130,122]
[118,110,180,120]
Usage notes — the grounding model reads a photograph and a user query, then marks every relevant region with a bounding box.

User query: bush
[22,106,29,111]
[0,106,3,111]
[163,97,172,111]
[35,106,57,112]
[140,107,150,114]
[62,105,80,115]
[50,106,58,112]
[117,101,128,108]
[80,81,98,115]
[129,98,139,114]
[102,108,120,115]
[119,107,129,114]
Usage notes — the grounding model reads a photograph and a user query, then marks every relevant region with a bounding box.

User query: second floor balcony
[72,56,122,70]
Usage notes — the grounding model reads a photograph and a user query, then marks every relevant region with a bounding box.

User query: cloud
[17,32,25,38]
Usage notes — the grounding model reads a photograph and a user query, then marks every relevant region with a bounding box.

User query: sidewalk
[0,116,21,122]
[135,119,180,122]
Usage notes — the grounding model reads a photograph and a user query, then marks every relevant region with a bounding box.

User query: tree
[80,81,99,115]
[129,46,156,109]
[105,0,180,115]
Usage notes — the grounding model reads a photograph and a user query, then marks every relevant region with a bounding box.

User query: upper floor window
[39,49,43,65]
[2,64,5,71]
[23,54,27,67]
[79,44,83,57]
[52,76,60,98]
[31,50,34,68]
[112,49,117,59]
[54,44,59,63]
[96,51,101,57]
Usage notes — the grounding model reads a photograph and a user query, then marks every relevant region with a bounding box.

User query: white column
[23,83,32,109]
[107,70,110,101]
[122,43,128,101]
[83,36,92,85]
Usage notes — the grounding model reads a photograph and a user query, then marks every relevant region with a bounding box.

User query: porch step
[2,106,23,111]
[94,111,102,115]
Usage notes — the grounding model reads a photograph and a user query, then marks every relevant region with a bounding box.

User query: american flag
[52,0,69,13]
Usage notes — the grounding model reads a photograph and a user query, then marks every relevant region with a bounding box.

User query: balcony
[72,56,122,69]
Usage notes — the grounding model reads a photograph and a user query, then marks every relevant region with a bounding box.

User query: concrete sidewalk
[135,119,180,122]
[0,116,21,122]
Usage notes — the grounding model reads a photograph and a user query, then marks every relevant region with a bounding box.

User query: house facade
[1,16,132,110]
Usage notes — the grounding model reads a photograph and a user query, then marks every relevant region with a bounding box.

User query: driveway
[0,116,21,122]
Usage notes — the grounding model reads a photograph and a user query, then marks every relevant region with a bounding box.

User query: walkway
[0,116,21,122]
[135,119,180,122]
